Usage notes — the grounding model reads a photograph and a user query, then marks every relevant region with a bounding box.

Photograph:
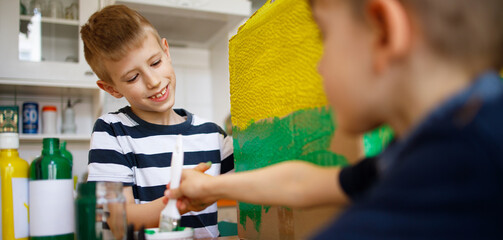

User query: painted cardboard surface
[229,0,361,239]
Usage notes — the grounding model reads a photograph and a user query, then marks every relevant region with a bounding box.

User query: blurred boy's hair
[347,0,503,74]
[81,5,162,83]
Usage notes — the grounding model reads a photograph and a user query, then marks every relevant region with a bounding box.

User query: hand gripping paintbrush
[159,134,183,232]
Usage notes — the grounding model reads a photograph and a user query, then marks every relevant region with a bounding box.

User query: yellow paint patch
[229,0,327,130]
[25,202,30,223]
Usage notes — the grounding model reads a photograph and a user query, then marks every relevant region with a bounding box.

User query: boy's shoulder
[418,72,503,158]
[95,106,138,127]
[180,109,228,135]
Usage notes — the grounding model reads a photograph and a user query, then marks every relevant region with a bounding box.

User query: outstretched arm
[166,161,349,211]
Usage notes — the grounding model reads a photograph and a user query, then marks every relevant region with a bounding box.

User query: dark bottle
[75,182,100,240]
[29,138,74,240]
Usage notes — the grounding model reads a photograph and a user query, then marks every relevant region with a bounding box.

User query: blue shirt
[315,72,503,239]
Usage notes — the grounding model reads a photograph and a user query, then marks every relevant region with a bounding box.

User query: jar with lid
[96,182,127,240]
[42,105,57,135]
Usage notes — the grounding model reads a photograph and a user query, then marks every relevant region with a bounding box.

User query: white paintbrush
[159,134,183,232]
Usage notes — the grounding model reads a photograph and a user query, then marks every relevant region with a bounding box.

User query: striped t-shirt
[88,107,234,238]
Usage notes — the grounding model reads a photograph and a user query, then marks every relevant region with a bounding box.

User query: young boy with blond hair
[81,5,234,238]
[166,0,503,238]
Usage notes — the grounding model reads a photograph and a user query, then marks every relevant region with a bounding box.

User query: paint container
[0,133,29,239]
[143,228,194,240]
[29,138,75,240]
[29,138,74,240]
[75,182,98,240]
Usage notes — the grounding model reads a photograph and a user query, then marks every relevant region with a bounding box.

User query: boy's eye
[127,74,138,82]
[151,59,161,66]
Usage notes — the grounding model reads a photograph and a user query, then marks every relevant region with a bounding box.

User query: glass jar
[96,182,127,240]
[48,0,63,19]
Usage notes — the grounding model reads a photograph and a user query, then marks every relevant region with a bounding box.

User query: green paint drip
[363,125,394,157]
[233,107,347,232]
[238,202,264,231]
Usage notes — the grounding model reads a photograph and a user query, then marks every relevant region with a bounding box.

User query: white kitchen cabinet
[0,0,100,88]
[112,0,251,48]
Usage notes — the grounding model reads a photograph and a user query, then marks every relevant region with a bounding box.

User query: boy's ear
[96,80,123,99]
[161,38,171,59]
[368,0,412,72]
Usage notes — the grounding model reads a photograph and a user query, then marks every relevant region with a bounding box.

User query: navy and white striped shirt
[88,107,234,238]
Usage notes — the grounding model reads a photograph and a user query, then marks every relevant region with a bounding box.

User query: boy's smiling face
[312,0,382,134]
[98,32,177,122]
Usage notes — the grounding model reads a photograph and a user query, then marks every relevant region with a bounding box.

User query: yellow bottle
[0,133,29,240]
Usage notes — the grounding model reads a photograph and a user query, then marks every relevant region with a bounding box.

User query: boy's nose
[144,72,161,89]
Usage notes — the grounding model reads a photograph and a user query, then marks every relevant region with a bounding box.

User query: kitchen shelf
[20,15,79,26]
[20,133,91,142]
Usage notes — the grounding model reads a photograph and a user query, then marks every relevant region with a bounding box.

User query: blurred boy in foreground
[166,0,503,238]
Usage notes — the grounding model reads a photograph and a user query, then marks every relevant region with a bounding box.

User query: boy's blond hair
[346,0,503,75]
[81,5,162,83]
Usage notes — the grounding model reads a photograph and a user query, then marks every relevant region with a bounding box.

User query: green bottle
[59,141,73,167]
[29,138,74,240]
[59,141,76,190]
[75,182,100,240]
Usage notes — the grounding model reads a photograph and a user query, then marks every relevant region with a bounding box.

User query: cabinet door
[0,0,99,88]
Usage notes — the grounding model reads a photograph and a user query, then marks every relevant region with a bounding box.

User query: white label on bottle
[29,179,75,236]
[12,178,29,238]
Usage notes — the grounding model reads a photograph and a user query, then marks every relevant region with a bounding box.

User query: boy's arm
[123,186,166,230]
[167,161,350,210]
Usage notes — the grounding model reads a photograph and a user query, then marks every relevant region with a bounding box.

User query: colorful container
[0,133,29,240]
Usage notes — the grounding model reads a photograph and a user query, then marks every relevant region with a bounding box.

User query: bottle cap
[0,133,19,149]
[42,105,57,112]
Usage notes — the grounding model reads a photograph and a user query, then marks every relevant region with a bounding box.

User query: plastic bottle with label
[29,138,74,240]
[0,133,30,240]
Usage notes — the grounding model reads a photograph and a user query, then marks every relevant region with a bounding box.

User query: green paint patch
[233,107,347,232]
[363,125,394,157]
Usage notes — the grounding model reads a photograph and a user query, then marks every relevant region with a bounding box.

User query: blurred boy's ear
[161,38,171,59]
[97,80,124,99]
[368,0,412,73]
